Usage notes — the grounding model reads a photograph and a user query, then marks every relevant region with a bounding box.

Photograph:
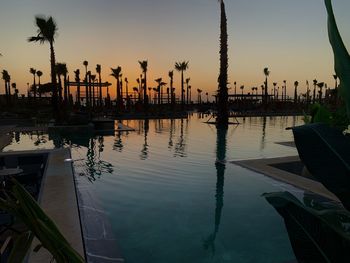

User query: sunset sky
[0,0,350,99]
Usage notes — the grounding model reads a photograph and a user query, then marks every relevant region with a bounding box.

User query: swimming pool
[4,115,304,262]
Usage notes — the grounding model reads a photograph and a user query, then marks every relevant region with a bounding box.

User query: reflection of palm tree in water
[113,132,124,152]
[260,117,267,151]
[203,127,227,254]
[140,119,149,160]
[168,119,175,148]
[174,119,187,157]
[84,137,113,182]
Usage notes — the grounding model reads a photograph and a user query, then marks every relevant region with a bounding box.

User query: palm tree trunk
[99,74,102,107]
[33,74,36,100]
[143,72,148,106]
[181,71,184,106]
[50,41,58,111]
[38,77,42,98]
[217,0,228,128]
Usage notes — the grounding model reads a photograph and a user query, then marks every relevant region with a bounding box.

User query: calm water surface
[4,115,304,263]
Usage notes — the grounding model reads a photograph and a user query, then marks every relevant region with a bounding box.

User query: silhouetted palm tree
[30,68,37,100]
[74,69,80,105]
[263,67,270,103]
[36,70,43,98]
[168,70,174,105]
[2,70,10,102]
[317,82,325,103]
[294,81,299,103]
[139,60,148,106]
[55,63,67,103]
[185,78,190,104]
[206,92,209,103]
[273,82,277,99]
[234,81,237,96]
[175,61,189,106]
[110,67,122,110]
[197,89,202,104]
[283,80,286,101]
[96,64,102,106]
[155,78,163,104]
[313,79,317,104]
[90,74,96,107]
[240,85,244,96]
[83,61,89,106]
[11,83,18,99]
[306,80,310,104]
[28,16,58,110]
[217,0,228,127]
[124,77,129,107]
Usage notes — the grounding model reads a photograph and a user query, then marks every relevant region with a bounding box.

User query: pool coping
[232,156,339,202]
[0,149,85,262]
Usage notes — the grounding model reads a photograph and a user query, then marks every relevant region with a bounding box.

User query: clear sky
[0,0,350,98]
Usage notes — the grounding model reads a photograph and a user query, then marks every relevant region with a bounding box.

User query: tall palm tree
[138,60,148,106]
[30,68,37,100]
[317,82,325,103]
[189,85,192,103]
[217,0,228,127]
[175,61,189,106]
[90,74,96,107]
[240,85,244,96]
[185,78,190,104]
[168,70,174,105]
[263,67,270,103]
[234,81,237,96]
[2,70,10,103]
[155,78,163,104]
[273,82,277,99]
[294,81,299,103]
[28,16,58,110]
[83,61,89,106]
[11,83,18,99]
[2,70,9,99]
[306,80,310,104]
[124,77,129,107]
[74,69,81,105]
[313,79,317,104]
[110,67,122,110]
[96,64,102,107]
[36,70,43,98]
[197,89,203,104]
[55,63,64,103]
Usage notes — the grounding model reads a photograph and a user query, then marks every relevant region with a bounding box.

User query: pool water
[4,115,305,263]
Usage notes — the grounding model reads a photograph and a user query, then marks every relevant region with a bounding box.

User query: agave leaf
[292,123,350,210]
[325,0,350,118]
[263,191,350,262]
[8,231,34,263]
[0,179,84,262]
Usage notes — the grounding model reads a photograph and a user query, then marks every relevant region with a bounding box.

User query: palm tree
[90,74,96,107]
[189,85,192,103]
[110,67,122,110]
[11,83,18,99]
[124,77,129,107]
[168,70,174,105]
[2,70,9,99]
[217,0,228,127]
[2,70,10,102]
[206,92,209,103]
[36,70,43,98]
[197,89,203,104]
[313,79,317,104]
[317,82,325,103]
[28,16,58,110]
[55,63,68,103]
[74,69,81,105]
[240,85,244,96]
[138,60,148,106]
[155,78,163,104]
[30,68,37,100]
[273,82,277,99]
[263,67,270,103]
[294,81,299,103]
[96,64,102,107]
[282,80,286,101]
[234,81,237,96]
[175,61,189,106]
[185,78,190,104]
[83,61,89,105]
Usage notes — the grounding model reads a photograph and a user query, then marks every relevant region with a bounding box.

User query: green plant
[0,179,84,262]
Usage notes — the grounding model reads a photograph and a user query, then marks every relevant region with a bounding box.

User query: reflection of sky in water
[3,115,306,263]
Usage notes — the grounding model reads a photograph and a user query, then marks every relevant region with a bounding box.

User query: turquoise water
[4,115,304,262]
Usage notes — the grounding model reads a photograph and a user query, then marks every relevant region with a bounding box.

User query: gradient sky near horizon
[0,0,350,98]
